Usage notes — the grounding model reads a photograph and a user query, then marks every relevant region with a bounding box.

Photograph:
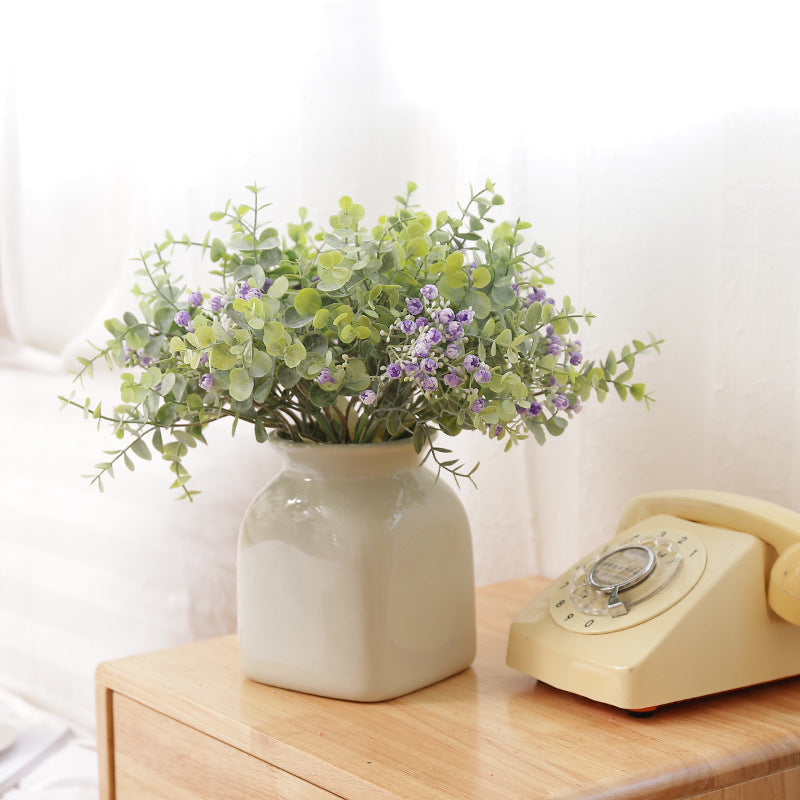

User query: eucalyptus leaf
[229,368,254,402]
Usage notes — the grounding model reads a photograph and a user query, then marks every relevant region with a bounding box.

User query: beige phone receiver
[617,489,800,625]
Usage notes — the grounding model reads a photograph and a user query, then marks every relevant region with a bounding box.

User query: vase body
[237,438,476,701]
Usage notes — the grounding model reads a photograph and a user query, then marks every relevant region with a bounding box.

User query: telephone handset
[507,489,800,712]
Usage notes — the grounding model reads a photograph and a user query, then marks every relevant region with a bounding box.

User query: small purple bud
[474,364,491,384]
[421,375,438,392]
[421,284,438,301]
[414,316,429,330]
[405,362,420,376]
[360,389,377,405]
[443,371,462,388]
[174,310,192,328]
[570,351,583,365]
[386,362,403,379]
[262,277,274,292]
[421,357,438,374]
[553,393,569,410]
[445,321,464,341]
[456,308,474,324]
[470,397,485,413]
[210,295,224,312]
[494,424,504,437]
[189,291,203,307]
[444,342,461,359]
[199,353,209,365]
[413,339,430,358]
[426,328,443,345]
[438,307,455,324]
[316,368,335,385]
[399,318,416,335]
[529,401,542,417]
[463,354,480,372]
[406,297,424,316]
[245,287,262,301]
[199,373,214,391]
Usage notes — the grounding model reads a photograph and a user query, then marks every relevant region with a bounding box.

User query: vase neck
[271,439,425,478]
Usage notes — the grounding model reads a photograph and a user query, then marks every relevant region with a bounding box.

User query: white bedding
[0,687,95,800]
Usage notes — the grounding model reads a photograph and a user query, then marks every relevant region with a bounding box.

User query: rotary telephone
[506,489,800,712]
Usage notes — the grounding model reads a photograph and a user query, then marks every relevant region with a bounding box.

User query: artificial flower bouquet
[63,180,660,497]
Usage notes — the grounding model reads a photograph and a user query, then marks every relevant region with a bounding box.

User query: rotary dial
[549,526,707,634]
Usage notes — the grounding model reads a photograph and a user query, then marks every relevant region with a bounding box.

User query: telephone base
[508,519,800,711]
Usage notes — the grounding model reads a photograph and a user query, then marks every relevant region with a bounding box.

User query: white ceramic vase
[237,437,476,701]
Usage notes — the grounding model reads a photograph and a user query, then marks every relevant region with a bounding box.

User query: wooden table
[96,577,800,799]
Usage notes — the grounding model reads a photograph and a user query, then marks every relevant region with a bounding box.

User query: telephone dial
[506,489,800,712]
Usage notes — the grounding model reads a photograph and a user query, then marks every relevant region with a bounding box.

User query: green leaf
[464,290,492,319]
[544,416,568,436]
[524,302,542,331]
[276,365,300,389]
[248,350,273,378]
[491,284,516,307]
[631,383,646,401]
[229,368,254,401]
[294,287,322,316]
[267,275,290,298]
[209,344,238,370]
[254,419,268,443]
[301,332,328,355]
[309,381,338,407]
[130,438,152,460]
[412,424,428,454]
[444,268,468,289]
[210,238,226,261]
[471,266,491,288]
[284,342,306,369]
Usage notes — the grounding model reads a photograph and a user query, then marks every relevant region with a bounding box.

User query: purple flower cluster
[174,310,194,332]
[384,286,488,411]
[517,285,555,309]
[236,282,262,301]
[178,277,274,322]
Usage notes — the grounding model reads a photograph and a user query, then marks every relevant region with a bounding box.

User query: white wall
[2,0,800,583]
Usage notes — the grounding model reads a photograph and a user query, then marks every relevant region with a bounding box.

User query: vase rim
[266,434,429,475]
[267,435,418,450]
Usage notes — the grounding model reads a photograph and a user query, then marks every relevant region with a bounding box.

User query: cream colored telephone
[506,489,800,712]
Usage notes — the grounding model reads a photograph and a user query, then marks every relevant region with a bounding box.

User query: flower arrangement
[63,180,660,497]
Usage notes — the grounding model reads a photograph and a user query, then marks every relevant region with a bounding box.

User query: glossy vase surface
[237,438,476,701]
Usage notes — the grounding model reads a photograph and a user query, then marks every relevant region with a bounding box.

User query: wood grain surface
[97,577,800,799]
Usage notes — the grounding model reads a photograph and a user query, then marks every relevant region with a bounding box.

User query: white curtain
[2,0,800,582]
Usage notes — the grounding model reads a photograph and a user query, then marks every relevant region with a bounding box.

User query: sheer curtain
[2,0,799,582]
